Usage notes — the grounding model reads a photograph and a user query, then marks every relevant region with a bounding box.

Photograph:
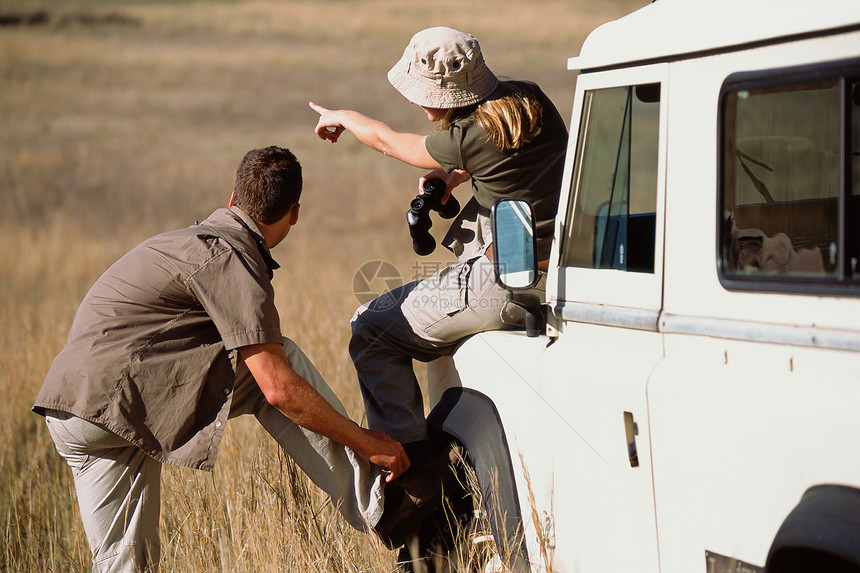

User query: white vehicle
[426,1,860,571]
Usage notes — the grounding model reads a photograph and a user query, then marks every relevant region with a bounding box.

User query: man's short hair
[233,146,302,225]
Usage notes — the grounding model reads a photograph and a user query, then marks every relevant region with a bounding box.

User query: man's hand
[358,429,411,481]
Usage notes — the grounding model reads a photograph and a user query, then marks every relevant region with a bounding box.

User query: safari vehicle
[425,0,860,571]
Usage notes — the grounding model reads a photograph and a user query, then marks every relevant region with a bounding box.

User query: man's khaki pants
[45,337,384,573]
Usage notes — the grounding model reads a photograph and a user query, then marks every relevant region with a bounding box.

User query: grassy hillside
[0,1,646,570]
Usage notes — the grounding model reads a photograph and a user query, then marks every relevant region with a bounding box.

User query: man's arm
[239,342,410,480]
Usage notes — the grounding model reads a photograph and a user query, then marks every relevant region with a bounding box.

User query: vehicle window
[560,84,660,273]
[720,61,860,290]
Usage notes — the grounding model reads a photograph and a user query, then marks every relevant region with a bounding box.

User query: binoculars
[406,178,461,256]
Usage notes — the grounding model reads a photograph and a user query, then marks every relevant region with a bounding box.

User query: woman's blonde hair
[441,81,544,152]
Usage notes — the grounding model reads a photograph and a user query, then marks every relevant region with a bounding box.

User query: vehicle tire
[765,484,860,573]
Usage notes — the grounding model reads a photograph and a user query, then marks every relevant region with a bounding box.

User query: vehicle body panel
[429,2,860,571]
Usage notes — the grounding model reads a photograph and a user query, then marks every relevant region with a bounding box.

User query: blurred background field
[0,0,645,570]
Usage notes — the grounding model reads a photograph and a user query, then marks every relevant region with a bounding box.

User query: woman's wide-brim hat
[387,27,499,109]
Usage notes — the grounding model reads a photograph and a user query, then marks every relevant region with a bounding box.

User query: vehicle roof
[569,0,860,71]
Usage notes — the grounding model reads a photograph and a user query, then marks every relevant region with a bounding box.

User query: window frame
[717,57,860,295]
[551,64,668,317]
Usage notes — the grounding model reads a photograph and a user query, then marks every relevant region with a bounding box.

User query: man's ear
[289,203,301,225]
[229,191,236,207]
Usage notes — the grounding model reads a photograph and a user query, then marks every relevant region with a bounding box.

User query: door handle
[623,411,640,468]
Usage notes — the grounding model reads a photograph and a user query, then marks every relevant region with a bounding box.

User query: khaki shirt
[33,207,282,470]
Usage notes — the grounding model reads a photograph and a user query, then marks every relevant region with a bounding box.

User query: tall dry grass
[1,1,645,570]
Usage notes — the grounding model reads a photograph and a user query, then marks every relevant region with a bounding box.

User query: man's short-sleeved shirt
[33,207,282,470]
[425,82,568,261]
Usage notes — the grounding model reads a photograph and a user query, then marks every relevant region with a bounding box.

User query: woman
[311,26,566,475]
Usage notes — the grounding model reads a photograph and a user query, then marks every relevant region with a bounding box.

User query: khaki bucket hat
[387,27,499,109]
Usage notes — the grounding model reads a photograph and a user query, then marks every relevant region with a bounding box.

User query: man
[32,146,410,572]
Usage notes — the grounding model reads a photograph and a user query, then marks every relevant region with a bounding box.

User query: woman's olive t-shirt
[425,82,568,260]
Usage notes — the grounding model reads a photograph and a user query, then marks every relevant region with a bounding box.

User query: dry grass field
[0,0,645,570]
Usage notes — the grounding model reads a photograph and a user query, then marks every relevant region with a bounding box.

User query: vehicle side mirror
[491,198,539,290]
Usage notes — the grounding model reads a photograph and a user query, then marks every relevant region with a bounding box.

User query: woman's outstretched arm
[310,101,440,170]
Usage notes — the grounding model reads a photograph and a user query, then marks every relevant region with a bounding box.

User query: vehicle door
[648,50,860,573]
[537,63,668,573]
